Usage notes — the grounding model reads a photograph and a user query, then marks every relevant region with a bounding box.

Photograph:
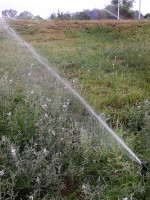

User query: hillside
[0,20,150,199]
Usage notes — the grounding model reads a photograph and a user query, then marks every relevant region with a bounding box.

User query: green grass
[0,20,150,199]
[10,20,150,125]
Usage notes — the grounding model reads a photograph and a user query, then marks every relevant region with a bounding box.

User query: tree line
[1,0,150,20]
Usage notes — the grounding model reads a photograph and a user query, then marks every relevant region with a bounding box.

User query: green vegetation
[0,20,150,199]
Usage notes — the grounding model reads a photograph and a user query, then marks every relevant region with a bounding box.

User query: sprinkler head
[141,161,148,182]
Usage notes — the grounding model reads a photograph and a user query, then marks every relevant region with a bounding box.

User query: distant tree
[84,9,101,20]
[48,11,72,20]
[73,12,91,20]
[17,11,34,20]
[34,15,43,20]
[49,13,57,20]
[144,13,150,19]
[105,0,135,19]
[132,10,144,19]
[57,12,72,20]
[111,0,134,10]
[2,9,17,19]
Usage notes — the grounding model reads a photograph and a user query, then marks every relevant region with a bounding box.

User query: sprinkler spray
[141,161,148,182]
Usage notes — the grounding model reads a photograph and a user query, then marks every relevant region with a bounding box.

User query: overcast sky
[0,0,149,18]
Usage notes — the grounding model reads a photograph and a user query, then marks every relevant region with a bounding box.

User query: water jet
[1,20,142,166]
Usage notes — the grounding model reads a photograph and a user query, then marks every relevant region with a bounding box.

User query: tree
[2,9,17,19]
[105,0,135,19]
[57,11,72,20]
[73,12,91,20]
[144,13,150,19]
[48,11,72,20]
[48,13,57,20]
[34,15,43,20]
[17,11,34,20]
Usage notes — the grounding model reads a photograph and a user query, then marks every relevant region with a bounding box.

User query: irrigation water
[0,19,141,165]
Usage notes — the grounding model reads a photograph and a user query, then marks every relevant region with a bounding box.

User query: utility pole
[139,0,141,19]
[118,0,120,20]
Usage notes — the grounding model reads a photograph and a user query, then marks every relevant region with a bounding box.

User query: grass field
[9,20,150,123]
[0,19,150,199]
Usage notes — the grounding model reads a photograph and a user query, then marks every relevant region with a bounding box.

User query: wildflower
[82,185,86,190]
[0,170,4,177]
[8,112,11,116]
[44,148,47,153]
[2,136,7,142]
[44,113,48,118]
[34,143,37,147]
[35,123,39,127]
[47,98,51,102]
[29,195,34,200]
[36,177,40,183]
[63,104,67,108]
[9,79,12,82]
[73,79,76,83]
[42,104,47,109]
[31,90,34,94]
[123,198,128,200]
[43,148,49,155]
[61,138,64,141]
[67,100,70,105]
[11,148,16,157]
[28,73,31,76]
[52,130,55,135]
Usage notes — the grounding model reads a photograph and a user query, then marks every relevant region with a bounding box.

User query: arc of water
[102,8,121,20]
[1,20,141,165]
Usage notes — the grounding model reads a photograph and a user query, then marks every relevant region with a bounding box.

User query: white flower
[34,143,37,147]
[67,100,70,105]
[47,98,51,102]
[52,130,55,135]
[31,90,34,94]
[8,112,11,116]
[2,136,7,142]
[28,73,31,76]
[43,148,47,153]
[36,177,40,183]
[73,79,76,83]
[43,148,49,155]
[42,104,47,109]
[35,123,39,127]
[29,195,34,200]
[82,185,86,190]
[0,170,4,176]
[63,104,67,108]
[44,113,48,118]
[11,148,16,157]
[61,138,64,141]
[9,79,12,82]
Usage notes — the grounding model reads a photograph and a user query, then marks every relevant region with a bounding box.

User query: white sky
[0,0,149,18]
